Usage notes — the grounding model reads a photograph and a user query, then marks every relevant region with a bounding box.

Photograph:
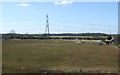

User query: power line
[2,18,114,27]
[1,16,117,34]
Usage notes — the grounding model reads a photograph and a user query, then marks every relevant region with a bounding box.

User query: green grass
[2,40,118,73]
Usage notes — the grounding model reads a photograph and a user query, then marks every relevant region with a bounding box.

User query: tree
[107,36,112,40]
[10,30,16,34]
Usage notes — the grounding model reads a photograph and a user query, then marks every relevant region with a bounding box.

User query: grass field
[2,40,118,73]
[50,36,107,38]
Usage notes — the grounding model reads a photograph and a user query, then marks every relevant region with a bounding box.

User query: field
[50,36,107,38]
[2,40,118,73]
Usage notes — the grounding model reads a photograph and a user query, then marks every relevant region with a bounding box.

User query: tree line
[2,33,115,40]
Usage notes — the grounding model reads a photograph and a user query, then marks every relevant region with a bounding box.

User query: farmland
[2,40,118,73]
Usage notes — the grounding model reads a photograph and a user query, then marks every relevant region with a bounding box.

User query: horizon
[1,32,118,35]
[1,2,118,34]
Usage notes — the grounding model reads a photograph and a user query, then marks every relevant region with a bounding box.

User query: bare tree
[10,29,16,34]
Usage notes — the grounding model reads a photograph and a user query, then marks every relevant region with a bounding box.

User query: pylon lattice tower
[45,14,50,38]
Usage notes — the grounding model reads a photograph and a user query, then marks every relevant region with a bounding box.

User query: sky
[1,2,118,34]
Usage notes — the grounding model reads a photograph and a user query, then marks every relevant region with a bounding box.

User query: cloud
[28,16,32,20]
[55,0,72,5]
[16,3,30,6]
